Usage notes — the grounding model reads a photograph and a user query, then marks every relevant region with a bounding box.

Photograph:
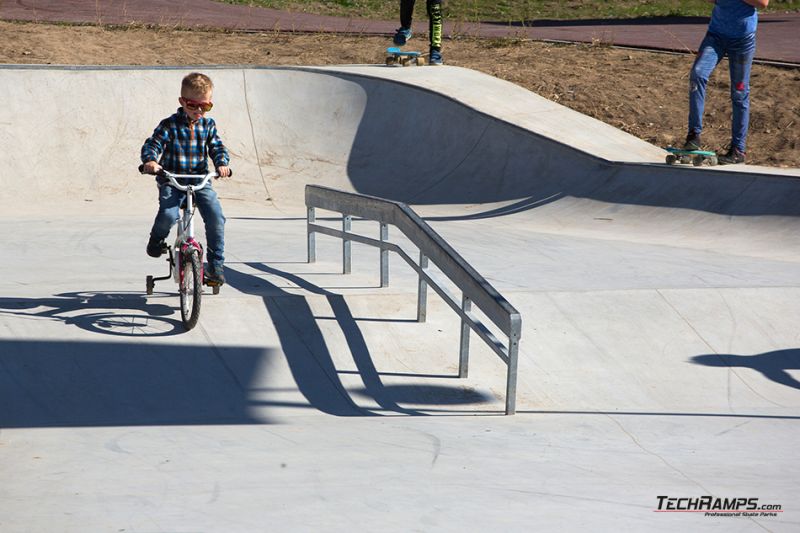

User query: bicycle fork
[177,190,211,292]
[146,195,216,295]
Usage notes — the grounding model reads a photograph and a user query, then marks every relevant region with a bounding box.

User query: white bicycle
[140,165,226,330]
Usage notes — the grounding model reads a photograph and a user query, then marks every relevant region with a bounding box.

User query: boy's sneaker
[683,132,702,151]
[718,147,746,165]
[146,237,167,258]
[393,27,412,46]
[429,48,443,65]
[205,268,225,287]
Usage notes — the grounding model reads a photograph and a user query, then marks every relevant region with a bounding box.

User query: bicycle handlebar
[138,164,232,192]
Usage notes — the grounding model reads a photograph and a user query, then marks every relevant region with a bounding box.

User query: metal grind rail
[305,185,522,415]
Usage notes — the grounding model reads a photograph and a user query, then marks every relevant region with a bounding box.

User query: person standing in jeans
[393,0,444,65]
[683,0,769,164]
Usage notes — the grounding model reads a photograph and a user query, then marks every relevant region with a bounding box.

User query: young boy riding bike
[141,72,231,286]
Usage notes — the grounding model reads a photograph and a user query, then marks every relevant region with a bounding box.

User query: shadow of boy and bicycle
[0,291,183,337]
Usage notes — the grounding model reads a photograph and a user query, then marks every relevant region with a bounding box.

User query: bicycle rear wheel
[179,248,202,330]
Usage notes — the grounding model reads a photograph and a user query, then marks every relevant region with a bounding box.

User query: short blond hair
[181,72,214,96]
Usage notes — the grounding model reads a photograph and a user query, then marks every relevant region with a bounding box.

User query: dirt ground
[1,20,798,167]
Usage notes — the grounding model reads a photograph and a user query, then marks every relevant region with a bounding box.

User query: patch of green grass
[217,0,800,23]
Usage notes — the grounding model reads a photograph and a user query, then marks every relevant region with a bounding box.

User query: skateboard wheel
[680,155,691,165]
[213,286,220,295]
[692,155,704,166]
[709,156,718,166]
[416,57,426,66]
[146,275,154,295]
[666,154,677,165]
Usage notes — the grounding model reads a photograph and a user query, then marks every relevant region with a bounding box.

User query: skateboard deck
[386,47,426,66]
[665,147,718,167]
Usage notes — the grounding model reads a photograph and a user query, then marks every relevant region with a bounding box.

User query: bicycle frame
[170,174,212,285]
[143,168,219,330]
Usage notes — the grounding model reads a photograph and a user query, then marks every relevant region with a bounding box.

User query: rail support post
[505,326,520,415]
[380,222,389,287]
[417,251,428,323]
[342,215,352,274]
[307,206,316,263]
[459,294,471,378]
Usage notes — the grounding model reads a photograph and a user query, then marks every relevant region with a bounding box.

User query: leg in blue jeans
[195,185,226,273]
[688,32,724,137]
[150,184,182,242]
[150,184,226,272]
[689,31,756,152]
[727,33,755,152]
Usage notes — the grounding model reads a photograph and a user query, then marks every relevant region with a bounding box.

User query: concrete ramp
[1,65,799,531]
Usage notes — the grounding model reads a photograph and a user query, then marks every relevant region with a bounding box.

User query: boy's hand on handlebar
[143,161,162,175]
[216,165,231,179]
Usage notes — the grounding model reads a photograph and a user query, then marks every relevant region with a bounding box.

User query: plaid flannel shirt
[141,107,229,178]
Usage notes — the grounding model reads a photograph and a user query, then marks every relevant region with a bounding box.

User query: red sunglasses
[181,98,213,112]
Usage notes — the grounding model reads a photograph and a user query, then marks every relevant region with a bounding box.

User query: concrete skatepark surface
[1,64,799,531]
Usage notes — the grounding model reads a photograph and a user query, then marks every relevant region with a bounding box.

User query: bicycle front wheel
[179,248,203,330]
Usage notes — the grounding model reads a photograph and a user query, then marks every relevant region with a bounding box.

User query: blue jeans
[150,183,226,272]
[688,31,756,152]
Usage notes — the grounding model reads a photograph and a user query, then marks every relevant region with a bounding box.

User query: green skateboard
[665,147,718,167]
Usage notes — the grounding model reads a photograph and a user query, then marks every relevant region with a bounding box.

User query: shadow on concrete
[1,272,489,421]
[424,194,563,222]
[691,349,800,390]
[351,384,490,406]
[224,264,492,416]
[337,72,800,218]
[0,339,271,428]
[0,292,183,337]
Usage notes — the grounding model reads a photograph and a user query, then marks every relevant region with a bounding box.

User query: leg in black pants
[397,0,444,62]
[400,0,415,29]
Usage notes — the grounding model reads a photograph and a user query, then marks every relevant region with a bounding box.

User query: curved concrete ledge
[2,64,798,209]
